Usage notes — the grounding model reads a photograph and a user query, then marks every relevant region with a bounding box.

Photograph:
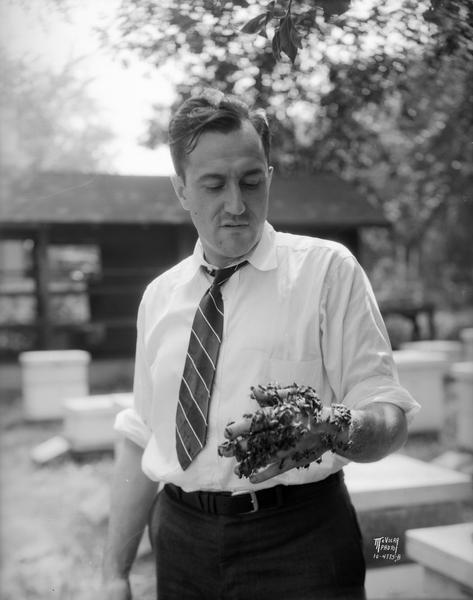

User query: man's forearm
[103,437,158,582]
[334,402,408,463]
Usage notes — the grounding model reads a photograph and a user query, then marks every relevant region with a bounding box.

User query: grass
[0,387,469,600]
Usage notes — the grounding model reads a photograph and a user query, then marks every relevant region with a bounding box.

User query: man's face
[172,120,273,268]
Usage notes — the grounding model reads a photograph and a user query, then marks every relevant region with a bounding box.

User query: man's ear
[267,165,274,188]
[171,174,190,210]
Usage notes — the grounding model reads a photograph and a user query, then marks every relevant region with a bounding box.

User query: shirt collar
[179,221,278,286]
[247,221,278,272]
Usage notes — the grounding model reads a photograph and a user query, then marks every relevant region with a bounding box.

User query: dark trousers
[148,472,366,600]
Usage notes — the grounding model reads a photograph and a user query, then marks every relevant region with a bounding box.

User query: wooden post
[32,227,52,349]
[350,229,361,261]
[176,225,197,261]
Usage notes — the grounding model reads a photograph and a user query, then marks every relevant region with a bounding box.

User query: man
[102,89,419,600]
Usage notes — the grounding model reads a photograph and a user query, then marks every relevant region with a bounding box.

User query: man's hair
[168,89,271,179]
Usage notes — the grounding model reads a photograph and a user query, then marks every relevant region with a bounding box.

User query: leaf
[315,0,351,21]
[422,7,441,25]
[264,0,286,18]
[241,12,268,34]
[277,14,299,63]
[290,20,303,49]
[294,8,316,28]
[242,8,273,39]
[272,29,281,60]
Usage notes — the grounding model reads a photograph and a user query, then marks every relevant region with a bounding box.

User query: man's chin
[209,243,253,267]
[226,237,258,259]
[204,227,262,266]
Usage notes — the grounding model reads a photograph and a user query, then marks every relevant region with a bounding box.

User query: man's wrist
[318,404,353,453]
[100,576,131,600]
[102,556,132,583]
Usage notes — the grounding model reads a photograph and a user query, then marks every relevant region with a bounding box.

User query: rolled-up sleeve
[114,294,153,448]
[321,254,420,423]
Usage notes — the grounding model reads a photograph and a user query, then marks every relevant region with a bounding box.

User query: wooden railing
[0,269,151,358]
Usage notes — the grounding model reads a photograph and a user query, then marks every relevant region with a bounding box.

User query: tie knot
[207,261,247,287]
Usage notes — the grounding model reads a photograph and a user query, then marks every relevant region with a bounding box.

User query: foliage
[107,0,473,307]
[0,51,114,178]
[238,0,351,63]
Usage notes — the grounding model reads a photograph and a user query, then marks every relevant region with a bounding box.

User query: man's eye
[242,180,261,189]
[205,183,224,191]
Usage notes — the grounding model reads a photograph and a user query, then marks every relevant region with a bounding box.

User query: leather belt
[164,471,342,516]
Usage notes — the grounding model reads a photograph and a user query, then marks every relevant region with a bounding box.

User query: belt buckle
[232,490,259,514]
[248,490,259,513]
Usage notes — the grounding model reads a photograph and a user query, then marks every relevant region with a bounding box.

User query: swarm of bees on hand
[218,383,352,479]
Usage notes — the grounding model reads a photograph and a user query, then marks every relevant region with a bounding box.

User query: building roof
[0,171,387,228]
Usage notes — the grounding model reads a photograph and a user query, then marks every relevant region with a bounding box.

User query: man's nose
[224,184,245,215]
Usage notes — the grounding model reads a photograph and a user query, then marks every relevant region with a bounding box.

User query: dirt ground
[0,388,467,600]
[0,396,155,600]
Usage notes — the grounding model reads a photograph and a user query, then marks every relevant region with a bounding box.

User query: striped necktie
[176,262,246,470]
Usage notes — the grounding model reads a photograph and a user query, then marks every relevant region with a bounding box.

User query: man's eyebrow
[241,168,266,177]
[197,168,266,182]
[197,173,225,182]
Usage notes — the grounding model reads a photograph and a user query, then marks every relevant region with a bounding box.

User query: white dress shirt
[115,221,420,492]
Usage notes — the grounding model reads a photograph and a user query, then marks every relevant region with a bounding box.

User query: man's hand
[221,408,338,483]
[100,577,131,600]
[101,438,158,600]
[219,383,408,481]
[218,383,351,483]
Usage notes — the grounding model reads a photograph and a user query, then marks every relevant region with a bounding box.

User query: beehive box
[20,350,90,421]
[63,394,122,452]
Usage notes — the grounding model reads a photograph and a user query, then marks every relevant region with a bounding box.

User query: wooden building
[0,171,387,357]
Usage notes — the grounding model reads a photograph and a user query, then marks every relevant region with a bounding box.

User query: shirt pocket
[267,357,322,391]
